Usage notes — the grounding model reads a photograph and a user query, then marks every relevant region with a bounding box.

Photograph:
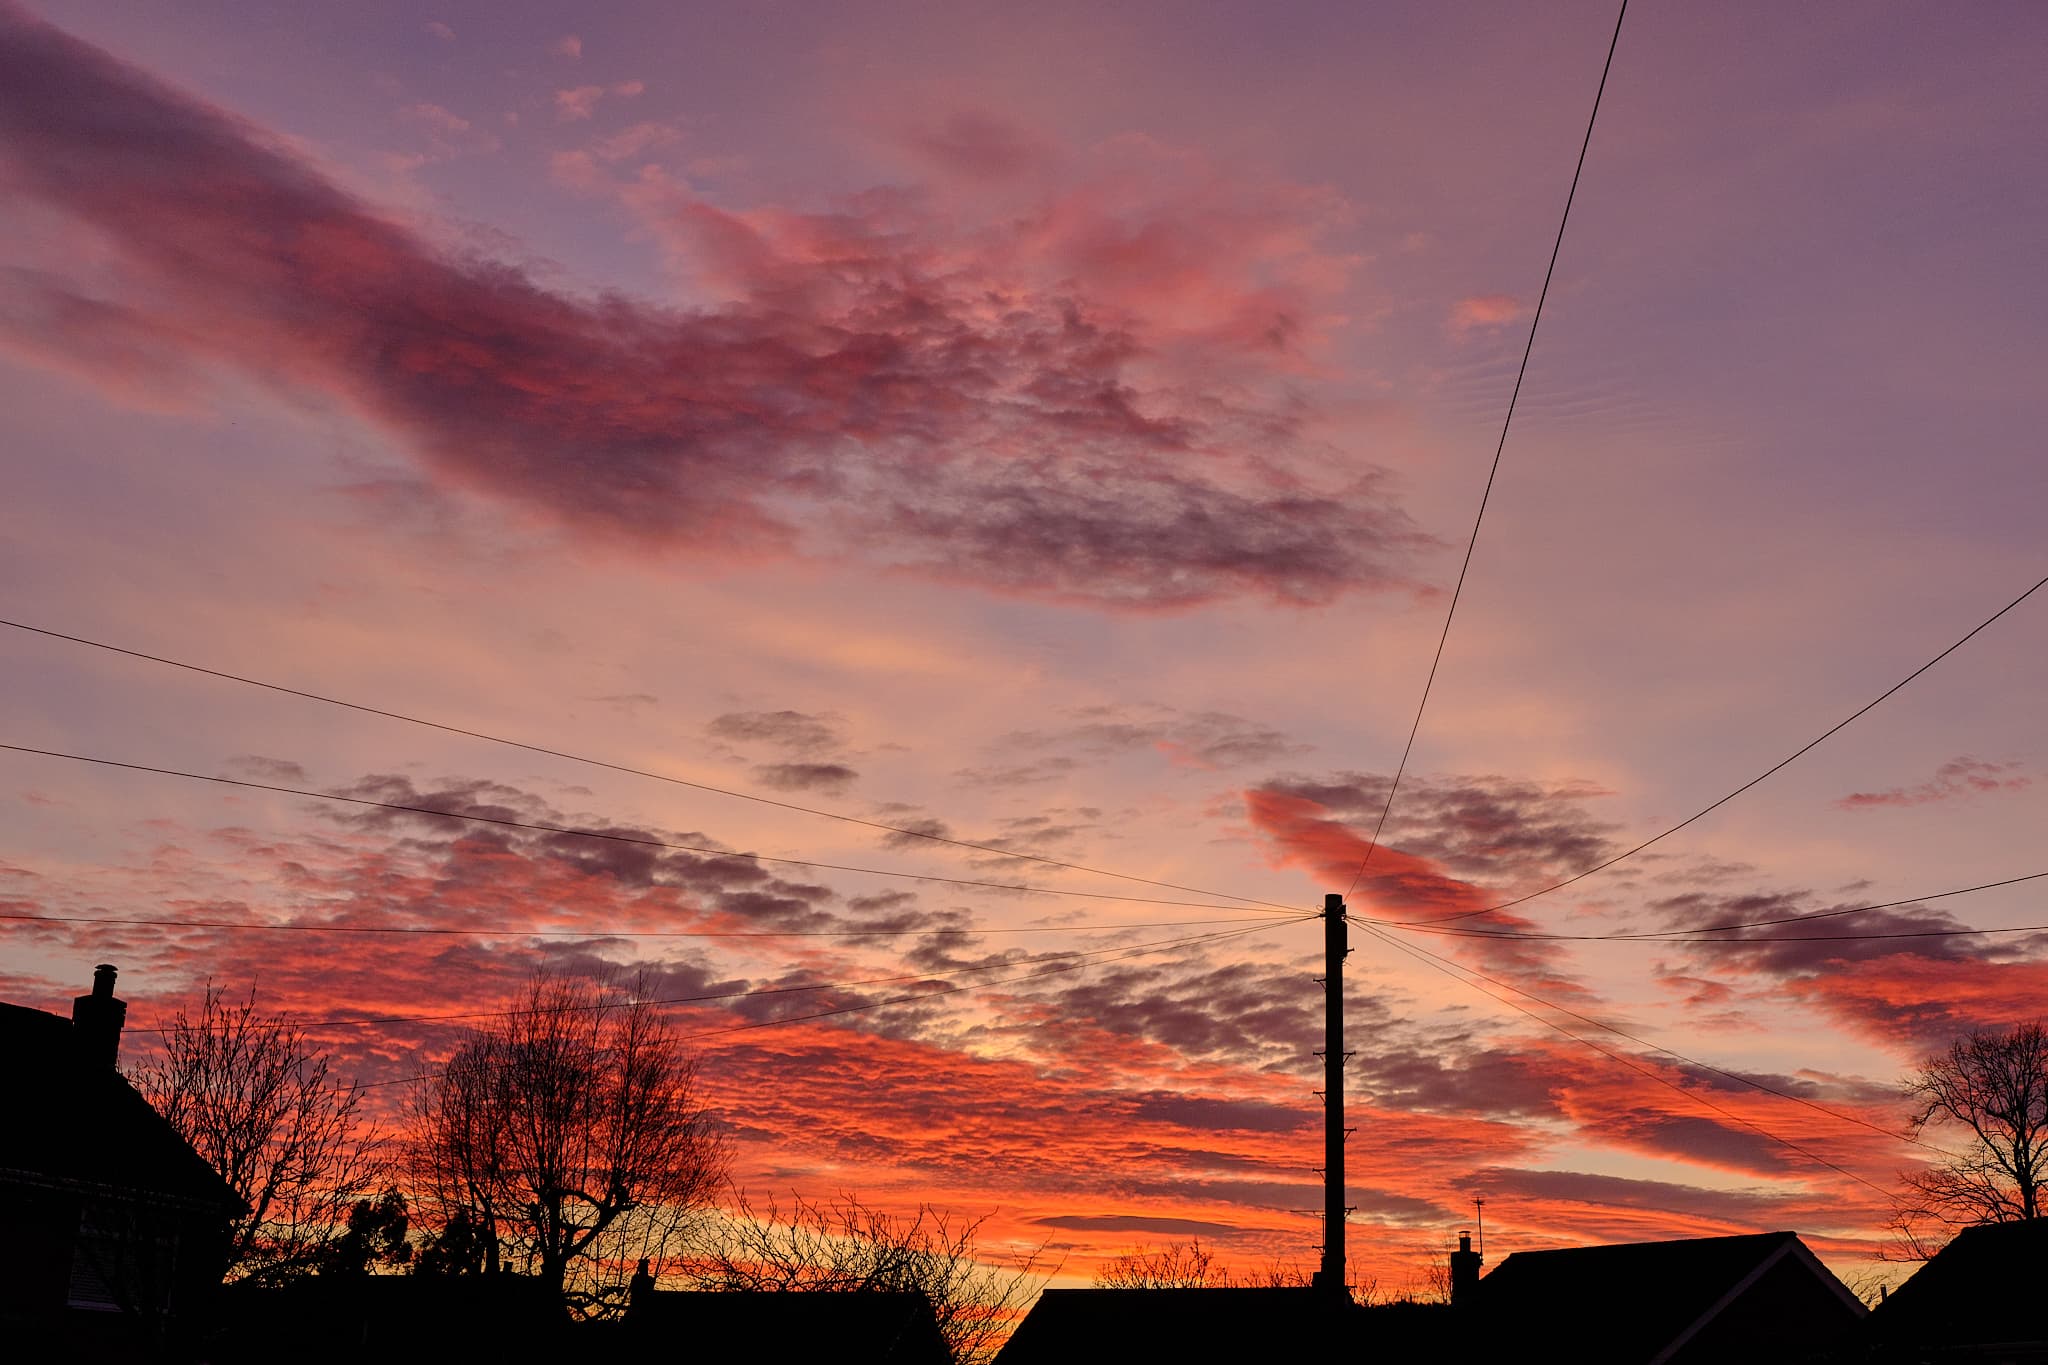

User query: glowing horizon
[2,0,2044,1296]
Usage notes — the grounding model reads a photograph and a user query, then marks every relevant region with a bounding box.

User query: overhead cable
[1,909,1286,940]
[349,917,1305,1090]
[1364,869,2048,942]
[1355,921,1906,1191]
[0,742,1303,914]
[1345,0,1630,898]
[0,617,1282,911]
[1382,571,2048,925]
[124,918,1312,1036]
[1352,915,1928,1149]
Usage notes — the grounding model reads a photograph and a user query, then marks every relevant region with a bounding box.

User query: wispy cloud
[0,11,1428,609]
[1449,293,1523,334]
[1837,756,2030,810]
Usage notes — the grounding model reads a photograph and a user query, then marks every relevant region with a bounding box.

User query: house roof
[1868,1218,2048,1348]
[214,1275,569,1362]
[996,1286,1361,1363]
[1475,1230,1865,1365]
[628,1288,951,1364]
[0,1000,239,1213]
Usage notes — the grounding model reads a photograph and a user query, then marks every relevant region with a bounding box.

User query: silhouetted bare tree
[409,968,727,1315]
[135,985,387,1283]
[1094,1237,1218,1288]
[1094,1238,1319,1292]
[1892,1020,2048,1257]
[687,1189,1052,1365]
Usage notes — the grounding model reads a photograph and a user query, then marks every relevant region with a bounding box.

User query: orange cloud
[1449,293,1523,334]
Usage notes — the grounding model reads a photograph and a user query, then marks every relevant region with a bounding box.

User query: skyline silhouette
[2,0,2045,1304]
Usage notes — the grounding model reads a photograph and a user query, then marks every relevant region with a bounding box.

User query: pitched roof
[996,1286,1361,1363]
[0,1001,239,1213]
[627,1288,951,1364]
[1867,1218,2048,1348]
[1475,1230,1865,1365]
[213,1275,568,1362]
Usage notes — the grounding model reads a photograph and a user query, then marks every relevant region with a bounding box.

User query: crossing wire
[0,908,1290,940]
[1350,914,1930,1149]
[122,917,1314,1036]
[0,742,1304,914]
[1345,0,1629,899]
[346,916,1308,1090]
[0,617,1284,912]
[1354,919,1910,1191]
[1370,570,2048,926]
[1361,869,2048,942]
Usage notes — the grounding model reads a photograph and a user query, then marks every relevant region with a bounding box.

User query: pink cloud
[553,34,581,59]
[1837,757,2030,810]
[1449,293,1523,333]
[590,120,685,163]
[400,101,471,136]
[900,109,1051,183]
[555,79,643,121]
[0,10,1430,610]
[553,83,606,120]
[424,21,454,43]
[0,759,1920,1279]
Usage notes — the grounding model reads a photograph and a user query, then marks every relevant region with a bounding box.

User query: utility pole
[1313,892,1350,1298]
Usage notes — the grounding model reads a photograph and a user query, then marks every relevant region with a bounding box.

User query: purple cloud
[0,8,1431,610]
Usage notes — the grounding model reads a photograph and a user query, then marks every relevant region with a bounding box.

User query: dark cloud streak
[0,8,1430,609]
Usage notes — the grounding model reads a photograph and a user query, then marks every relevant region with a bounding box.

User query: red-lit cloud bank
[2,0,2044,1296]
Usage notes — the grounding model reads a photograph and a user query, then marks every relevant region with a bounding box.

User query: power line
[350,917,1305,1090]
[1382,570,2048,926]
[1352,914,1921,1147]
[1366,870,2048,942]
[2,909,1286,940]
[1345,0,1629,898]
[0,617,1281,911]
[125,919,1313,1035]
[1354,920,1904,1194]
[0,742,1303,914]
[681,918,1305,1043]
[1395,920,2048,946]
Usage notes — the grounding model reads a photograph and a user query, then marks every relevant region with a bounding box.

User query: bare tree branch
[1891,1020,2048,1258]
[684,1188,1054,1365]
[408,967,728,1316]
[134,984,387,1283]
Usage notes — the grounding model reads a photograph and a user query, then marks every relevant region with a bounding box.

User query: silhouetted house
[211,1273,570,1362]
[0,965,241,1361]
[1471,1230,1866,1365]
[621,1284,951,1363]
[996,1286,1363,1364]
[1862,1219,2048,1362]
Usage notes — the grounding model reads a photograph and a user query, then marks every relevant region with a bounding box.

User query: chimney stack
[1450,1230,1482,1309]
[72,963,127,1070]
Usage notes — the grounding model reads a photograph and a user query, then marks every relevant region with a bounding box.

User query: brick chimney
[72,963,127,1069]
[1450,1230,1482,1309]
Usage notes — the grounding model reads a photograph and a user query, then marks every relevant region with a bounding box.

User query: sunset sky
[2,0,2044,1295]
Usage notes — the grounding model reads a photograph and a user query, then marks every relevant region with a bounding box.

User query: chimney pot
[1450,1228,1483,1310]
[72,963,127,1070]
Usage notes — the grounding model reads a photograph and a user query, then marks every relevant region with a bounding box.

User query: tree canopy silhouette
[1894,1020,2048,1256]
[136,985,388,1283]
[409,967,726,1315]
[1092,1237,1318,1292]
[1093,1238,1220,1289]
[686,1189,1051,1365]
